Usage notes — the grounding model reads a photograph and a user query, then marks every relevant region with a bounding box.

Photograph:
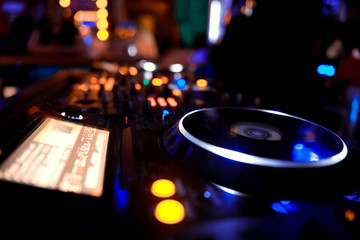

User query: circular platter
[163,108,357,199]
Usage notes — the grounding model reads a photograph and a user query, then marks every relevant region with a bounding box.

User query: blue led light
[82,21,96,28]
[204,191,211,199]
[162,109,170,115]
[322,6,330,15]
[83,36,93,46]
[176,78,187,90]
[271,202,289,214]
[350,96,359,123]
[344,191,360,202]
[271,201,300,214]
[317,64,335,77]
[114,177,129,211]
[293,143,304,150]
[1,2,25,14]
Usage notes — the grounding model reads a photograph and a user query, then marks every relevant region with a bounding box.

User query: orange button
[151,179,175,198]
[155,199,185,224]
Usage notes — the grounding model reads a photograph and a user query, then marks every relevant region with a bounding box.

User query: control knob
[63,105,83,120]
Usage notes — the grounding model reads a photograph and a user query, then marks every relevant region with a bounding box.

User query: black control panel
[1,63,360,239]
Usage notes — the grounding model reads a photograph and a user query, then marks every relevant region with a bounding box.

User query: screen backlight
[0,118,109,197]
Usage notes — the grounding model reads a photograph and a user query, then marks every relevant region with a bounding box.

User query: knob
[64,105,83,120]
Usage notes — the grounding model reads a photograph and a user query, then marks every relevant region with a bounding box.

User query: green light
[143,79,150,85]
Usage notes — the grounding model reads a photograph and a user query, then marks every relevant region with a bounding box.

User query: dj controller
[1,61,360,239]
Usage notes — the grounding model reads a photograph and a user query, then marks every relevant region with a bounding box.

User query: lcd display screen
[0,118,109,197]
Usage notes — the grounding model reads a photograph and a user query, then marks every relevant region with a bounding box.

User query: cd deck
[1,65,360,239]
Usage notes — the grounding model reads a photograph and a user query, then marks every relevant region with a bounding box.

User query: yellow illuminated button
[97,29,109,41]
[151,179,175,198]
[155,199,185,224]
[196,79,208,88]
[152,78,163,86]
[97,19,109,30]
[59,0,71,8]
[96,0,108,8]
[96,8,108,19]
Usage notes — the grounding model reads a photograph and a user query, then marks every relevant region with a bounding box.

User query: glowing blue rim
[178,108,348,168]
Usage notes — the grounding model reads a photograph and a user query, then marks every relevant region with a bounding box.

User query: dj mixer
[1,61,360,239]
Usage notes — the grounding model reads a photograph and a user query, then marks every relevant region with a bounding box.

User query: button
[151,179,175,198]
[155,199,185,224]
